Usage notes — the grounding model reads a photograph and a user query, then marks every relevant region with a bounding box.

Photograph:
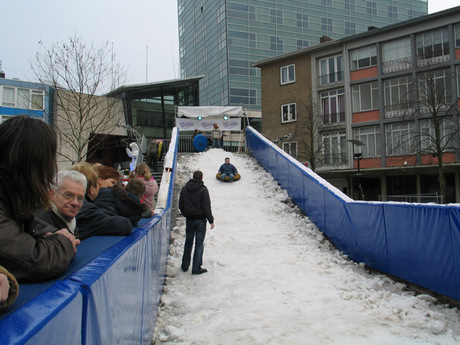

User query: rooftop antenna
[0,60,5,78]
[146,45,149,83]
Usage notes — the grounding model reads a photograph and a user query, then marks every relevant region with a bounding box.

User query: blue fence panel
[0,127,180,344]
[245,126,460,302]
[0,281,83,345]
[345,203,389,272]
[384,204,456,298]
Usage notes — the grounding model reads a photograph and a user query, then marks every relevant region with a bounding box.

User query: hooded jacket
[179,179,214,224]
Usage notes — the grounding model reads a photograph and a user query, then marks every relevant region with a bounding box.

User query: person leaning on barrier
[131,163,159,209]
[36,170,87,235]
[0,265,18,311]
[70,163,132,240]
[0,116,79,283]
[96,165,120,188]
[94,180,151,227]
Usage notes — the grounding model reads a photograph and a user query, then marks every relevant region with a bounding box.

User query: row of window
[227,1,424,22]
[1,86,44,111]
[281,25,460,87]
[288,116,456,165]
[282,67,458,126]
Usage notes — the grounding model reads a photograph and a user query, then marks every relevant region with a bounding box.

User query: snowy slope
[153,149,460,345]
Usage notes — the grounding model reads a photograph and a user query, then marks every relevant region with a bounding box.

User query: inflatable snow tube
[216,172,241,182]
[193,134,208,152]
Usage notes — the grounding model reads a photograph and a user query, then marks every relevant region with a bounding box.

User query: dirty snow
[153,149,460,345]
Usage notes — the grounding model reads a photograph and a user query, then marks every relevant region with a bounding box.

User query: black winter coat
[179,179,214,224]
[76,195,132,240]
[94,186,148,226]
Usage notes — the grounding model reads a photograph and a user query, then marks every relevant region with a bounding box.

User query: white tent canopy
[176,106,244,118]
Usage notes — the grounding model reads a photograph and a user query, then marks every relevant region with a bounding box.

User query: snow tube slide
[216,172,241,182]
[193,134,208,152]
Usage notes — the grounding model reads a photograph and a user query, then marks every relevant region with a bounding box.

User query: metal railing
[161,133,246,154]
[379,193,443,204]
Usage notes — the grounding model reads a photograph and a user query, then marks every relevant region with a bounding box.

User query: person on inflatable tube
[216,157,240,182]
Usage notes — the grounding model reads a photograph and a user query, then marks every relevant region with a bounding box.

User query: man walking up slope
[179,171,215,274]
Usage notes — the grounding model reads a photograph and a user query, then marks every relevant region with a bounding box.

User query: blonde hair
[69,162,99,195]
[134,163,151,181]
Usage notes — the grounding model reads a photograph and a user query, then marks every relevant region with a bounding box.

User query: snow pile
[153,149,460,345]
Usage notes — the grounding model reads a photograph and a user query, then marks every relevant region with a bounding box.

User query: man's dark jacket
[179,179,214,224]
[76,195,132,240]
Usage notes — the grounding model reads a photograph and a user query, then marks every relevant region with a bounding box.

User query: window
[270,36,283,52]
[322,131,347,165]
[352,126,381,157]
[228,31,256,48]
[418,69,452,111]
[281,103,296,123]
[384,76,413,118]
[228,4,255,20]
[2,87,15,107]
[457,66,460,97]
[420,117,456,152]
[321,0,332,6]
[455,24,460,48]
[280,65,295,85]
[296,13,308,28]
[385,122,415,156]
[367,1,377,15]
[382,37,412,73]
[345,22,356,35]
[345,0,355,11]
[416,28,450,65]
[352,82,379,112]
[283,141,298,158]
[388,6,398,19]
[270,9,282,24]
[17,88,29,109]
[319,55,343,85]
[321,18,333,32]
[321,89,345,124]
[350,45,377,70]
[296,40,309,50]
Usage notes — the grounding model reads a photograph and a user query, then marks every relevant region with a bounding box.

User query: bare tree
[390,67,459,202]
[414,68,459,202]
[32,34,127,163]
[296,88,324,171]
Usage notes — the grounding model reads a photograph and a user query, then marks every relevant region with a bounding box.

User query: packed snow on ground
[153,149,460,345]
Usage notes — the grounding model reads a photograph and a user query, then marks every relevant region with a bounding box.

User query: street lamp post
[348,139,365,200]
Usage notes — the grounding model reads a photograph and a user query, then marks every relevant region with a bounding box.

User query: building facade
[255,6,460,203]
[0,75,52,124]
[177,0,427,117]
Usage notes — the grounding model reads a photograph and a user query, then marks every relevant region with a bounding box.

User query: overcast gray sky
[1,1,458,86]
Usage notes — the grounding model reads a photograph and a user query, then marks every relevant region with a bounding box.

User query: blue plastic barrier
[0,129,179,344]
[245,126,460,302]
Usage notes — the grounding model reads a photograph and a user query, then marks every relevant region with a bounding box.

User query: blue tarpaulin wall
[0,128,179,344]
[246,126,460,302]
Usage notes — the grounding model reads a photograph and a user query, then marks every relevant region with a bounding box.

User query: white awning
[177,106,245,118]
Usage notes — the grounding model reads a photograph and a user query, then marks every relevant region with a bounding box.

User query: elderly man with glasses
[37,170,87,235]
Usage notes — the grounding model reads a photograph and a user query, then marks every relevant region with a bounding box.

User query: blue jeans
[212,138,221,148]
[182,219,207,273]
[220,172,234,181]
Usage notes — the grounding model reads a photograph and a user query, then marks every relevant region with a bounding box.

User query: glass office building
[177,0,427,111]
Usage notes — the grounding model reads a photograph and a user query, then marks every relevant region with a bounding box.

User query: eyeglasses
[59,191,85,204]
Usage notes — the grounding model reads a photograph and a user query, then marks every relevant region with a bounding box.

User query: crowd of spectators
[0,116,159,311]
